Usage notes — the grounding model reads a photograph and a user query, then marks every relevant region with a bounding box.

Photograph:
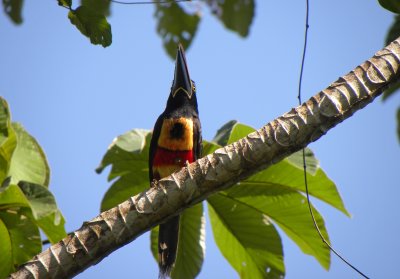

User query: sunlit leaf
[154,2,200,59]
[97,129,151,211]
[0,217,12,278]
[255,161,349,216]
[218,120,348,215]
[68,5,112,47]
[208,193,284,278]
[0,98,16,184]
[286,148,319,175]
[211,120,238,146]
[17,181,66,243]
[378,0,400,14]
[207,0,255,37]
[0,184,30,209]
[2,0,23,24]
[225,184,331,269]
[202,140,220,156]
[0,210,41,271]
[151,204,205,279]
[8,123,50,187]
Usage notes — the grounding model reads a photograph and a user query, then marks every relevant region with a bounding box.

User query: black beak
[171,44,193,99]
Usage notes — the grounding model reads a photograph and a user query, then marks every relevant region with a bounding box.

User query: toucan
[149,44,202,278]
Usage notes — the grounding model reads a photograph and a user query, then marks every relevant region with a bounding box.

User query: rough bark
[8,38,400,279]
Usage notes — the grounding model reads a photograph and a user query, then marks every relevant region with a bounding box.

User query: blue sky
[1,1,399,278]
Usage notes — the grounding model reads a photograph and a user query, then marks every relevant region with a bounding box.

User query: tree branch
[8,38,400,279]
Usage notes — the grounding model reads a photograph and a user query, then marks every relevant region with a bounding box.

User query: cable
[297,1,369,278]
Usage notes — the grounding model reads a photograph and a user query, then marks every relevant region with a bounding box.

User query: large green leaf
[2,0,23,25]
[154,2,200,59]
[68,5,112,47]
[0,98,16,184]
[97,129,151,211]
[225,184,330,269]
[208,193,284,278]
[0,182,65,245]
[207,0,255,37]
[0,216,12,278]
[253,161,349,216]
[0,210,41,275]
[379,0,400,14]
[8,123,50,187]
[216,120,349,215]
[151,203,205,279]
[18,181,66,243]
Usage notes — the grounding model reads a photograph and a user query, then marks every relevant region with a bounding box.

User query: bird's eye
[191,80,196,92]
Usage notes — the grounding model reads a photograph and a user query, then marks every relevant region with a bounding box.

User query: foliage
[2,0,254,56]
[379,1,400,142]
[97,120,349,278]
[0,97,66,279]
[2,0,23,24]
[378,0,400,14]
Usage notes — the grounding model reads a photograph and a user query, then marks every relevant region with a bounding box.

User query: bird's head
[166,44,198,111]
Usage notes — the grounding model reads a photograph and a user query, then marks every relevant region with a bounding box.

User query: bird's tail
[158,215,180,279]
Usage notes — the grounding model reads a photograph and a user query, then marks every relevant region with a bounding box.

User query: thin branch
[110,0,197,5]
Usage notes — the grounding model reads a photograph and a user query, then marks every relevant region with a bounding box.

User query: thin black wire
[110,0,195,5]
[298,1,369,278]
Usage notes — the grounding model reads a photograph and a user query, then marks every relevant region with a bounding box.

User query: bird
[148,44,202,278]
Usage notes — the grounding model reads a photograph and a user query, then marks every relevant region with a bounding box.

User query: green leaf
[383,15,400,101]
[0,98,17,184]
[151,203,205,279]
[97,129,151,211]
[172,203,205,279]
[18,182,66,243]
[225,184,331,269]
[397,107,400,143]
[57,0,71,9]
[0,184,30,210]
[0,210,41,271]
[217,120,348,215]
[0,182,66,244]
[0,97,11,142]
[68,5,112,47]
[154,2,200,59]
[8,123,50,187]
[202,140,220,156]
[208,193,284,278]
[212,120,237,146]
[18,182,58,219]
[254,161,349,216]
[82,0,111,17]
[378,0,400,14]
[0,217,12,278]
[207,0,255,37]
[287,148,319,175]
[212,120,254,146]
[2,0,23,25]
